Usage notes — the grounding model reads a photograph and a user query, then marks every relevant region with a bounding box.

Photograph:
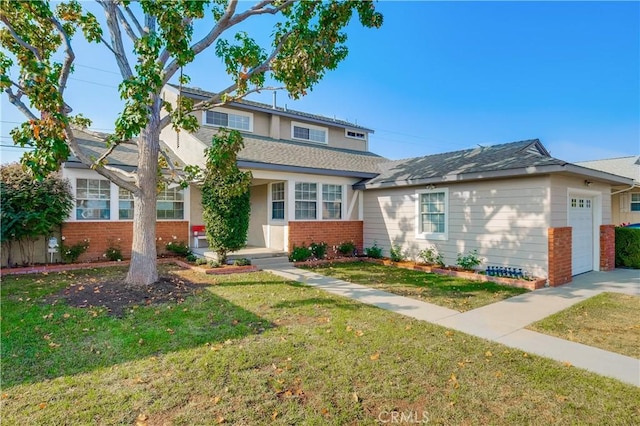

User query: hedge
[615,227,640,269]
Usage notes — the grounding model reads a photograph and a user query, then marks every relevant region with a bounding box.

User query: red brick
[548,227,572,286]
[599,225,615,271]
[288,221,363,256]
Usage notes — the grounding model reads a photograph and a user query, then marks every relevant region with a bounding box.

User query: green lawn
[300,261,528,311]
[528,292,640,358]
[2,265,639,425]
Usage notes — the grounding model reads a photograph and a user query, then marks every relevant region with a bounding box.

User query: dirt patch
[49,274,199,317]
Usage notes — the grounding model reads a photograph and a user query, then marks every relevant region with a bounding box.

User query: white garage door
[569,197,593,275]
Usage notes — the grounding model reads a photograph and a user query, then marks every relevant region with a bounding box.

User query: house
[575,156,640,225]
[55,84,634,286]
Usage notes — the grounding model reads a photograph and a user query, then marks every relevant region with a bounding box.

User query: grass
[528,292,640,358]
[300,261,528,311]
[2,265,639,425]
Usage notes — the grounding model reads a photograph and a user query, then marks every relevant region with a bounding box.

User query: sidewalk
[266,266,640,387]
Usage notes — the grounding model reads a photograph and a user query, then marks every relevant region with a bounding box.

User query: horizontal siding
[363,177,551,278]
[549,175,613,227]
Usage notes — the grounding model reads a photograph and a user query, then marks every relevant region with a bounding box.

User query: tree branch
[4,86,38,121]
[0,16,43,61]
[47,14,75,98]
[161,0,238,83]
[64,124,137,192]
[123,3,144,35]
[114,4,139,42]
[97,0,133,80]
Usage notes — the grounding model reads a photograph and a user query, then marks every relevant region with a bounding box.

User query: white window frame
[631,193,640,212]
[76,178,111,220]
[204,107,253,132]
[345,129,367,141]
[322,184,343,220]
[118,187,134,220]
[270,181,286,221]
[294,182,318,220]
[291,121,328,144]
[292,182,346,221]
[156,187,185,220]
[415,188,449,241]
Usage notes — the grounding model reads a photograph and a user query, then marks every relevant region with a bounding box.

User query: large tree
[0,0,382,287]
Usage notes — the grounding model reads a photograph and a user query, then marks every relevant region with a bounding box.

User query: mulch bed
[49,274,199,317]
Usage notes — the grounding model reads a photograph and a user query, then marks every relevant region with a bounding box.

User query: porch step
[250,255,293,270]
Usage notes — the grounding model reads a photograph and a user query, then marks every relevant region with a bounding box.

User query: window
[76,179,110,220]
[345,129,366,140]
[322,184,342,219]
[416,189,448,239]
[271,182,285,220]
[156,187,184,219]
[295,182,317,220]
[632,194,640,212]
[204,108,252,131]
[291,121,327,144]
[119,188,134,220]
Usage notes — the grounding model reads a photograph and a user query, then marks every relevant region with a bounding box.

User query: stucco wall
[363,176,551,278]
[247,184,268,247]
[613,191,640,225]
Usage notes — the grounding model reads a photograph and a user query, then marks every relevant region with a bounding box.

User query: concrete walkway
[265,266,640,387]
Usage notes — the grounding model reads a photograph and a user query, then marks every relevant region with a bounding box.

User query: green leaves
[216,32,268,96]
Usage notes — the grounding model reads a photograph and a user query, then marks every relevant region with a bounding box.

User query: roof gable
[576,156,640,183]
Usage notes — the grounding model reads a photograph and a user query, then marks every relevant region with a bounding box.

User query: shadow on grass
[272,297,362,310]
[1,273,274,388]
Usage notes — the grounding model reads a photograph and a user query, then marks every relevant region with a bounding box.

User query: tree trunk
[125,99,161,287]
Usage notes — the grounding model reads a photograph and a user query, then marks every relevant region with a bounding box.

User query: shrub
[166,241,192,257]
[309,241,328,260]
[364,242,383,259]
[60,239,89,263]
[194,257,208,266]
[418,245,444,266]
[290,244,313,262]
[456,249,483,271]
[233,258,251,266]
[104,240,123,261]
[389,244,404,262]
[615,227,640,268]
[337,241,356,257]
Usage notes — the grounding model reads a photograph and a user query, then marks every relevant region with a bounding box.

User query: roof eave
[356,163,634,190]
[237,160,379,179]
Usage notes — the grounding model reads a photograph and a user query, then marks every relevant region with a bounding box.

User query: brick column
[599,225,615,271]
[548,227,572,286]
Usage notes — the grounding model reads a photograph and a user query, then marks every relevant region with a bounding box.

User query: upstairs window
[76,179,110,220]
[291,121,327,144]
[205,108,252,132]
[345,129,366,140]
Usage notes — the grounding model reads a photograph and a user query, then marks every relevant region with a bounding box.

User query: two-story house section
[159,85,388,253]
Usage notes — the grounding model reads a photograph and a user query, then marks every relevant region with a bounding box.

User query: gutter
[611,184,639,195]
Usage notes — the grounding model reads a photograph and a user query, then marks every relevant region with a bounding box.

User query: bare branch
[94,141,120,165]
[4,86,38,121]
[0,17,43,61]
[97,0,133,80]
[123,3,144,35]
[64,124,138,192]
[114,4,139,42]
[47,14,75,97]
[159,148,182,180]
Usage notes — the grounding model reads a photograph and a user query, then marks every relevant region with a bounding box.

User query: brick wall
[548,227,572,286]
[61,221,189,262]
[599,224,615,271]
[288,221,363,256]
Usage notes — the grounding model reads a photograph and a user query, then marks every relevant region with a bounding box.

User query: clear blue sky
[1,1,638,164]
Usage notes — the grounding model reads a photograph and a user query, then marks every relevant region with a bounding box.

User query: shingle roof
[575,156,640,183]
[167,84,373,132]
[358,139,569,188]
[65,129,183,170]
[192,126,386,177]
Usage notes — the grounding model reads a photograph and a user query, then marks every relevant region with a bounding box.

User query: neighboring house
[575,156,640,225]
[55,84,634,286]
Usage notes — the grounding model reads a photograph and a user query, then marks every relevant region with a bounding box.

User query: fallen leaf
[135,413,148,426]
[523,353,529,358]
[63,313,71,319]
[166,328,174,335]
[216,416,226,424]
[39,402,47,409]
[1,393,8,399]
[271,411,278,420]
[563,361,572,368]
[405,325,412,330]
[556,394,568,402]
[370,352,380,361]
[352,392,360,403]
[346,326,353,332]
[212,396,221,404]
[445,330,454,336]
[485,351,493,357]
[355,330,364,337]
